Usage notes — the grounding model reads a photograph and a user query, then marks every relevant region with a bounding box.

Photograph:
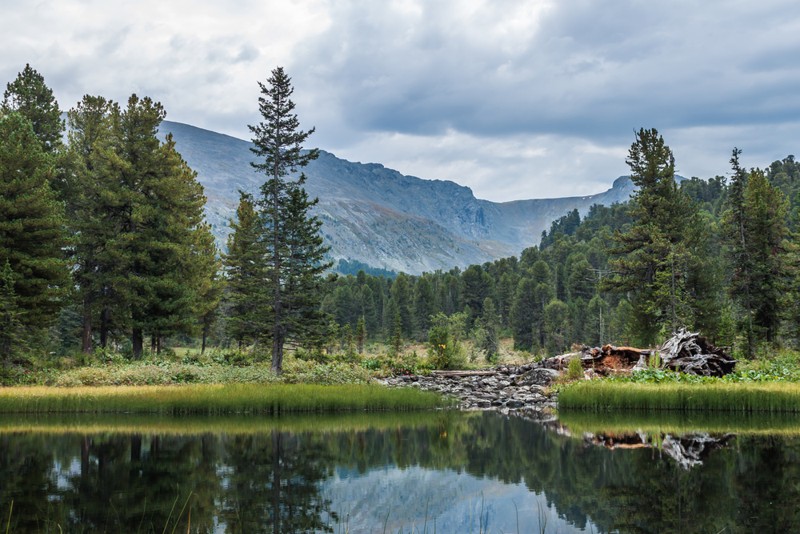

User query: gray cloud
[2,0,800,200]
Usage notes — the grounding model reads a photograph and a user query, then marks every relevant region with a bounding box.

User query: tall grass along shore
[559,381,800,414]
[0,384,448,415]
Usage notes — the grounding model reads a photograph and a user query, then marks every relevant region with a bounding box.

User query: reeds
[559,381,800,414]
[0,410,464,435]
[0,384,449,415]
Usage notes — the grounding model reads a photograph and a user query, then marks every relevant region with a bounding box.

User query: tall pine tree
[247,67,331,373]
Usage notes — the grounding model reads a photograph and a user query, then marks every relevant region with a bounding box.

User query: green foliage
[0,111,69,339]
[244,66,331,373]
[566,357,584,381]
[2,64,63,154]
[427,312,467,369]
[0,260,22,361]
[605,128,704,345]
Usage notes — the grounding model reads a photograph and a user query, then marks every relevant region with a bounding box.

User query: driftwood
[659,328,736,377]
[576,329,736,378]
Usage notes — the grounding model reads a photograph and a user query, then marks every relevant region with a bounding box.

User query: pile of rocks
[379,363,560,415]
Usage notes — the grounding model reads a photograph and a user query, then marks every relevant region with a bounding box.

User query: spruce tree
[248,67,330,372]
[224,192,265,348]
[740,169,789,344]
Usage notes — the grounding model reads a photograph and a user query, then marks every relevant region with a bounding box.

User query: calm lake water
[1,411,799,533]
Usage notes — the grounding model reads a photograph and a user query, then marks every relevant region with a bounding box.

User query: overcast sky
[2,0,799,201]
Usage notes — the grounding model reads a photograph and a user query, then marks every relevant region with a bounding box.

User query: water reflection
[1,412,800,532]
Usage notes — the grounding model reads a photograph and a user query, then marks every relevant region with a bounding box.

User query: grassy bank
[0,383,449,415]
[0,410,466,435]
[559,380,800,413]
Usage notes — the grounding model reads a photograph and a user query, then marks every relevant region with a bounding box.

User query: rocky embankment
[379,363,560,416]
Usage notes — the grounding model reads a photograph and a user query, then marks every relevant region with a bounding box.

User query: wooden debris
[658,328,736,377]
[572,328,736,377]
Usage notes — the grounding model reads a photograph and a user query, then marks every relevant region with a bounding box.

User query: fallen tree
[569,329,736,378]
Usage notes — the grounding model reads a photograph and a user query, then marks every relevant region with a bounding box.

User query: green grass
[0,384,450,415]
[559,380,800,413]
[0,410,466,435]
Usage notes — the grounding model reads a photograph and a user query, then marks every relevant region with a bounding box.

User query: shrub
[566,357,584,381]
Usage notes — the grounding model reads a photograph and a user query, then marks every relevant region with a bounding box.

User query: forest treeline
[2,63,799,372]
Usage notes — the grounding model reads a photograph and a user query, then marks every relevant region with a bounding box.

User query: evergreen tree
[66,95,120,353]
[390,273,413,338]
[605,128,700,345]
[473,296,500,363]
[224,192,265,348]
[248,67,330,373]
[2,64,63,154]
[510,278,536,350]
[741,169,790,344]
[412,275,435,339]
[83,95,211,359]
[355,315,367,354]
[191,223,223,354]
[0,260,22,362]
[0,111,69,338]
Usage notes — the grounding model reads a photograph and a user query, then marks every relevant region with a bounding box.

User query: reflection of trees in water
[1,414,800,533]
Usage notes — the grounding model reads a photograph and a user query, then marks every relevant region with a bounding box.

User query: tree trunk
[132,328,143,360]
[272,328,284,375]
[100,307,110,348]
[81,296,93,354]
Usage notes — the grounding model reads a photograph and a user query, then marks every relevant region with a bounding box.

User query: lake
[1,410,799,533]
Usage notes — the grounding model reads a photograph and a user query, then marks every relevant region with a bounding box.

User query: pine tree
[2,64,64,154]
[248,67,331,373]
[66,95,120,353]
[0,111,69,337]
[79,95,211,359]
[605,128,700,345]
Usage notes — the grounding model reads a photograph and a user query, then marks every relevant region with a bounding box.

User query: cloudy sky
[2,0,799,201]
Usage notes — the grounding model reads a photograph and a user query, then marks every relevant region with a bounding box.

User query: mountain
[159,121,635,275]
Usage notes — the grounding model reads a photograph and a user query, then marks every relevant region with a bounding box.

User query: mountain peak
[160,120,633,275]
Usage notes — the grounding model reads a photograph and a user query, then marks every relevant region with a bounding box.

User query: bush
[566,357,584,381]
[427,313,467,370]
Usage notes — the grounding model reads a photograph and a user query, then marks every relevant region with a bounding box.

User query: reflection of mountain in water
[320,465,588,533]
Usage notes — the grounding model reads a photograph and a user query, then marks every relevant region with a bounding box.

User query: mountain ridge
[159,120,635,274]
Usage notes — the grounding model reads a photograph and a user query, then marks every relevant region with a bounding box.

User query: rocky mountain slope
[160,121,635,274]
